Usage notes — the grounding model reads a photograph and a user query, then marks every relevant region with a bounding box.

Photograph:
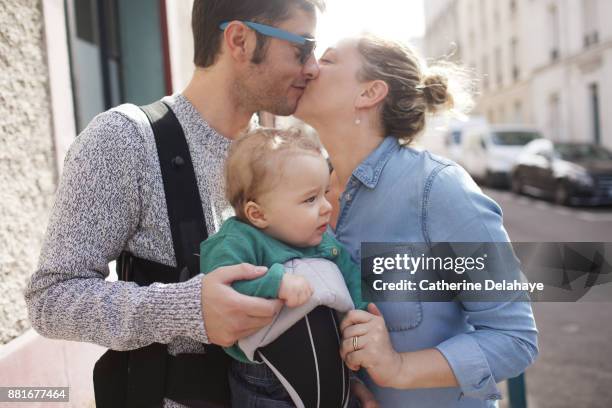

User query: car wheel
[554,181,571,206]
[485,171,497,188]
[511,174,523,195]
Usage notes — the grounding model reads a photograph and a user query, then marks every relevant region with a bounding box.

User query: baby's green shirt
[199,216,367,363]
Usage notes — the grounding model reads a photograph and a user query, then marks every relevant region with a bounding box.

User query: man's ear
[355,80,389,109]
[223,21,253,63]
[244,201,269,228]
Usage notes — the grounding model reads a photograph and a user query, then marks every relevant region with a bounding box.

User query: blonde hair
[356,35,473,144]
[225,128,324,220]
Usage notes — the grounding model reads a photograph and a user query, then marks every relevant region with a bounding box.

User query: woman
[295,35,538,407]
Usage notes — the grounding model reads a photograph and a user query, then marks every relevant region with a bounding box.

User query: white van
[459,124,543,187]
[418,115,487,159]
[442,116,488,163]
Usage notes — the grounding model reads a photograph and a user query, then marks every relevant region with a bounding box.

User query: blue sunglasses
[219,21,316,64]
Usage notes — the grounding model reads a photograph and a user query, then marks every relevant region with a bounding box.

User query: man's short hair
[192,0,325,67]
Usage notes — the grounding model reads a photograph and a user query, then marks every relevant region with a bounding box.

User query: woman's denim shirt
[332,136,539,408]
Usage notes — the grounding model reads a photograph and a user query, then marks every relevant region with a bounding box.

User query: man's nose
[302,54,320,80]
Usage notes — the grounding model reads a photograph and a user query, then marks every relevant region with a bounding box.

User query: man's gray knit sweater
[24,94,234,407]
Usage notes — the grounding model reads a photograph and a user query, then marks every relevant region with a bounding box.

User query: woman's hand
[351,378,379,408]
[340,304,403,388]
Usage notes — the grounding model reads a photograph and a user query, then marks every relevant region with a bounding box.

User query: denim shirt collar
[352,136,399,189]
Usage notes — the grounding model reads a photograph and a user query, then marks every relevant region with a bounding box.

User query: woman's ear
[223,21,253,63]
[355,80,389,109]
[244,201,269,228]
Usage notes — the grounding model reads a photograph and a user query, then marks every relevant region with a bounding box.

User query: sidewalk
[0,329,105,408]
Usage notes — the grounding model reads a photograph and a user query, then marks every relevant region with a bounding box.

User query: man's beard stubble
[234,64,298,117]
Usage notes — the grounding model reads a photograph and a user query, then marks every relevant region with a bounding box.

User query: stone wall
[0,0,57,344]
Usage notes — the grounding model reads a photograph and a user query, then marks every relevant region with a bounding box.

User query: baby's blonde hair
[225,128,325,221]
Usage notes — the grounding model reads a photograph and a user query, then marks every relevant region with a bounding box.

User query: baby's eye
[304,196,316,203]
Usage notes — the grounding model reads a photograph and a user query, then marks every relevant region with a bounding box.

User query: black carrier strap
[93,101,231,408]
[144,101,205,278]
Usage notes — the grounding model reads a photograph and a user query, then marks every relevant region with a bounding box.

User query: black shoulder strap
[140,100,208,279]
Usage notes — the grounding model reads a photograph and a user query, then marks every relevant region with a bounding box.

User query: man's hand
[201,263,282,347]
[278,274,313,308]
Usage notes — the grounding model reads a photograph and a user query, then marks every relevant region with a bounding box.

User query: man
[25,1,321,407]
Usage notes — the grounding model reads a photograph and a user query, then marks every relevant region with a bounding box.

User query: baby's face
[257,154,332,247]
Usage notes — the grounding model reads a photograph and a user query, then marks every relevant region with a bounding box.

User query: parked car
[459,124,543,187]
[511,139,612,206]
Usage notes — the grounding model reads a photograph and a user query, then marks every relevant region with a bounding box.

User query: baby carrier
[92,100,350,407]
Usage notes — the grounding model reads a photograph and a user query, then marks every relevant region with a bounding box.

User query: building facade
[0,0,58,346]
[1,0,196,403]
[1,0,196,345]
[424,0,611,149]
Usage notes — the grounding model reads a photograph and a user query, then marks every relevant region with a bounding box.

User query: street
[483,188,612,408]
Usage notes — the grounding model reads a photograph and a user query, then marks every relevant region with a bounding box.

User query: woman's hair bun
[421,73,454,112]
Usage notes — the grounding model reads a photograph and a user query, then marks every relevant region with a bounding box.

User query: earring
[355,118,361,125]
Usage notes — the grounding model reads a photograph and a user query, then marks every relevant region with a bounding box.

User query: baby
[199,127,367,407]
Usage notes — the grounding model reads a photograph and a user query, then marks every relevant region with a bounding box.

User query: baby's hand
[278,274,313,308]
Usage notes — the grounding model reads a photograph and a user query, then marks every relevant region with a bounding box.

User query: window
[66,0,170,132]
[482,55,490,91]
[495,47,503,87]
[480,0,487,36]
[589,83,601,145]
[511,37,520,81]
[494,2,501,27]
[514,100,523,123]
[583,0,599,47]
[548,93,561,140]
[75,0,96,43]
[549,5,560,62]
[510,0,518,16]
[498,105,506,123]
[493,131,541,146]
[469,2,476,36]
